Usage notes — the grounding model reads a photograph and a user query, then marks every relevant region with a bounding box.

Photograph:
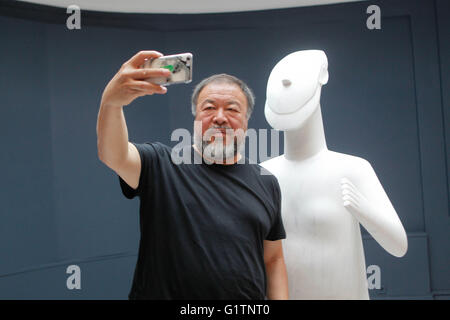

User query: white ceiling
[18,0,363,14]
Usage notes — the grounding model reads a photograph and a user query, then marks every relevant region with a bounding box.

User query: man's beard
[193,124,245,164]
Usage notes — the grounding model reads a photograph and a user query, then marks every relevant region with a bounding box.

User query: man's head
[191,74,255,163]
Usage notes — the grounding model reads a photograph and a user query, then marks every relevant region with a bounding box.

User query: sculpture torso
[262,150,370,299]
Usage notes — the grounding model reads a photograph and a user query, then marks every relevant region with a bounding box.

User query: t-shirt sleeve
[265,176,286,241]
[117,142,159,199]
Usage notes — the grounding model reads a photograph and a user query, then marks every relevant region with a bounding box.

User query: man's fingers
[127,67,171,80]
[126,50,164,68]
[129,80,167,94]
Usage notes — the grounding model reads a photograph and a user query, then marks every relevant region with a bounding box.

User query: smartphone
[141,52,193,86]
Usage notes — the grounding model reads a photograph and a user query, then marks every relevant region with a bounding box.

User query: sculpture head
[265,50,329,131]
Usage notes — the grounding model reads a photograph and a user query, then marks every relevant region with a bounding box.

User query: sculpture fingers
[340,177,359,195]
[342,193,359,209]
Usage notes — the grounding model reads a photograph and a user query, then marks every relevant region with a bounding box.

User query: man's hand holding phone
[101,50,171,109]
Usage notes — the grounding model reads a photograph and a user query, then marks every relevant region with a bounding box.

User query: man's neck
[192,144,241,165]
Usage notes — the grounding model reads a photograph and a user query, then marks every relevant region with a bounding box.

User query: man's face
[193,81,248,162]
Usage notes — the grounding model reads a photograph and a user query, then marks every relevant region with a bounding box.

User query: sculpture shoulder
[327,150,372,167]
[259,151,378,183]
[327,150,377,180]
[260,155,284,170]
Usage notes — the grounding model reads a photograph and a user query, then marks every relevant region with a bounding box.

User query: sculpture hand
[340,176,407,257]
[341,177,370,217]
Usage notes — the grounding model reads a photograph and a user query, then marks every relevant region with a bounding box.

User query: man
[97,50,288,300]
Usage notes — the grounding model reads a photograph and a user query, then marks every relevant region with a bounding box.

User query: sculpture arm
[341,160,408,257]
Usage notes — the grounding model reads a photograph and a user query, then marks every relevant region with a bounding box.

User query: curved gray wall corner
[0,0,448,299]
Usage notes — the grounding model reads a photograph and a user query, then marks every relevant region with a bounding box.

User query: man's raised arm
[96,50,171,188]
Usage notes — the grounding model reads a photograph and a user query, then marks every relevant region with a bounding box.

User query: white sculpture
[260,50,408,299]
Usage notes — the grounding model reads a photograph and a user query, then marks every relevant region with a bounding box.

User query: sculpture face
[265,50,328,131]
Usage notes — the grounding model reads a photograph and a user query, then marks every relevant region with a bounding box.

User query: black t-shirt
[118,142,285,300]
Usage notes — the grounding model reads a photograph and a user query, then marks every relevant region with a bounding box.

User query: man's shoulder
[136,141,172,155]
[240,160,280,187]
[130,142,175,168]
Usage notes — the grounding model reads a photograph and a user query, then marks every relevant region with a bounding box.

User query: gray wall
[0,0,448,299]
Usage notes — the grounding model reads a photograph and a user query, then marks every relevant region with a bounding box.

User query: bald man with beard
[97,50,288,300]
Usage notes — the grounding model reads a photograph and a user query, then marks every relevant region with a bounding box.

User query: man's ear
[319,65,329,85]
